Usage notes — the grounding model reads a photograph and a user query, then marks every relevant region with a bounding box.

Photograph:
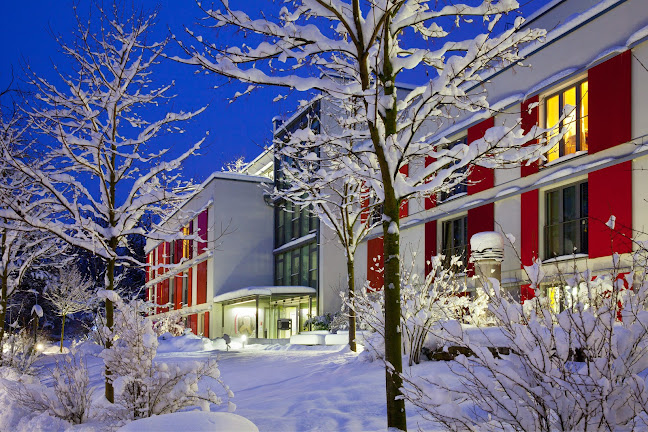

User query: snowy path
[156,344,435,432]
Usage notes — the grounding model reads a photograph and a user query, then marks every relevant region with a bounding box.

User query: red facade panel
[521,190,540,268]
[196,261,208,305]
[188,267,193,307]
[197,209,209,255]
[204,312,210,338]
[160,278,169,313]
[399,164,409,218]
[588,162,633,258]
[366,237,384,291]
[424,156,437,210]
[157,244,164,277]
[424,221,437,276]
[467,203,495,275]
[175,274,183,310]
[588,51,631,154]
[521,95,540,178]
[467,118,495,195]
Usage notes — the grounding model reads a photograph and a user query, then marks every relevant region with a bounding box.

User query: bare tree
[177,1,558,428]
[0,4,205,402]
[44,267,95,352]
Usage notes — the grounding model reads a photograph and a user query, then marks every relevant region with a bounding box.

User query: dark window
[169,277,174,305]
[439,137,468,202]
[441,216,468,271]
[545,182,588,258]
[545,80,589,162]
[182,271,188,306]
[274,242,318,288]
[275,201,318,248]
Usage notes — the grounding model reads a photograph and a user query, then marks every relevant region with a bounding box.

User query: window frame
[543,180,588,259]
[441,215,468,271]
[544,79,589,163]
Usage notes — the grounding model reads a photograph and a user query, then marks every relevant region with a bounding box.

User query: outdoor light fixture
[35,343,45,352]
[241,334,247,349]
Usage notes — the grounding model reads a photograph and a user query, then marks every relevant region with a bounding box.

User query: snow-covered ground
[0,336,449,431]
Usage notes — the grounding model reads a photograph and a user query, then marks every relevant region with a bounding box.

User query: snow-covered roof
[213,286,317,303]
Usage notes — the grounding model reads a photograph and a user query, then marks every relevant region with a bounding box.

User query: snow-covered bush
[352,256,471,366]
[151,311,186,337]
[304,313,335,331]
[1,328,41,374]
[405,255,648,431]
[13,349,93,424]
[100,292,234,421]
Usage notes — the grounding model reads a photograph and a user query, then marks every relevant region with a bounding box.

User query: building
[146,0,648,336]
[355,0,648,311]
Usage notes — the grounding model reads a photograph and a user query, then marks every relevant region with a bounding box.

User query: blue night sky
[0,0,554,184]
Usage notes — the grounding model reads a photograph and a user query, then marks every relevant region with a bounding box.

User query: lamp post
[470,232,504,286]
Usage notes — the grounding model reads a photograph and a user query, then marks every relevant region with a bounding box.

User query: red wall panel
[424,156,437,210]
[467,203,495,275]
[197,261,208,305]
[467,118,495,195]
[161,278,169,313]
[399,164,409,218]
[188,267,193,307]
[588,51,631,154]
[521,190,540,267]
[204,312,210,338]
[197,209,209,255]
[424,221,437,276]
[367,237,384,291]
[175,274,183,310]
[157,244,164,277]
[588,162,633,258]
[521,95,540,177]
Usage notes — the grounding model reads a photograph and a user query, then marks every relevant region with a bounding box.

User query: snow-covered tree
[44,267,96,352]
[0,107,64,350]
[177,1,559,427]
[403,255,648,431]
[100,292,234,422]
[0,5,205,402]
[272,106,381,351]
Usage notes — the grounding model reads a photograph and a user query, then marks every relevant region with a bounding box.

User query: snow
[0,337,451,431]
[470,231,504,253]
[213,286,316,303]
[117,412,258,432]
[31,305,43,318]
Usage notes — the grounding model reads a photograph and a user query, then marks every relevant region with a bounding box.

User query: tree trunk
[105,253,116,403]
[59,314,66,353]
[377,20,407,431]
[0,230,7,349]
[347,257,357,352]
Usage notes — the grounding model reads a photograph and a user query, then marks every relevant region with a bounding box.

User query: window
[439,137,468,202]
[182,271,188,306]
[275,201,318,248]
[441,216,468,271]
[169,277,174,305]
[545,182,588,258]
[545,80,589,162]
[275,242,318,288]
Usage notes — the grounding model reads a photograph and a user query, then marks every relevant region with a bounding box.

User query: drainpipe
[470,231,504,286]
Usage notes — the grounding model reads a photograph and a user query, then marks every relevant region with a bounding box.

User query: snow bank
[157,332,223,353]
[117,411,258,432]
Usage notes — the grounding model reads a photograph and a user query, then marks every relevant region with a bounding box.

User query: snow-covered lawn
[0,336,448,431]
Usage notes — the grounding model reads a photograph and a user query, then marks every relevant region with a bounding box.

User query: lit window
[546,81,588,162]
[441,216,468,271]
[544,181,588,258]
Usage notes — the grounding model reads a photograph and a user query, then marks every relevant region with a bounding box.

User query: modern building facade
[147,0,648,336]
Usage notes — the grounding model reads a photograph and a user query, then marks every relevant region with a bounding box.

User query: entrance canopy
[213,286,316,304]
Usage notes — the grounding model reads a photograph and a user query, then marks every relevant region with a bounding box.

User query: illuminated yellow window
[183,226,190,258]
[545,80,588,163]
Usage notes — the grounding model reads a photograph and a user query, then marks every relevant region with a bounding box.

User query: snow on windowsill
[542,253,588,264]
[542,150,587,169]
[273,232,317,254]
[439,191,467,204]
